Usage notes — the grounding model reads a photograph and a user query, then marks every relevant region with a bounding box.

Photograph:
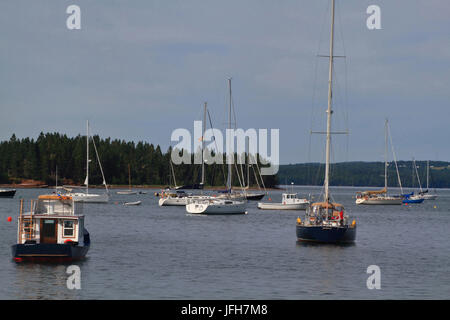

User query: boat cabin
[17,195,85,246]
[305,202,346,226]
[282,193,305,204]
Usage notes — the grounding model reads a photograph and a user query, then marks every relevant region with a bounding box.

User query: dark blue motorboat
[11,195,90,262]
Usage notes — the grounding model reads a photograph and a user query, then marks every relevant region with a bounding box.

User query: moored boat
[296,0,356,244]
[258,193,309,210]
[158,190,189,206]
[11,195,90,262]
[0,189,16,198]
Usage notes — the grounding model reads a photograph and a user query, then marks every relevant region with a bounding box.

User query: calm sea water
[0,186,449,299]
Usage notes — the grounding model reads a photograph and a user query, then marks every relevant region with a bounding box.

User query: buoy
[434,205,437,209]
[268,198,272,201]
[352,220,356,227]
[297,217,301,224]
[7,216,12,222]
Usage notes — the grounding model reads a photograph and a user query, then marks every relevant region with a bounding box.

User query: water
[0,186,449,299]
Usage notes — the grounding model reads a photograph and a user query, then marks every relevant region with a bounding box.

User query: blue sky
[0,1,449,164]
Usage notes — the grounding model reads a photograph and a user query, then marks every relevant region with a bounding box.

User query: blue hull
[11,243,89,262]
[296,225,356,244]
[402,199,424,204]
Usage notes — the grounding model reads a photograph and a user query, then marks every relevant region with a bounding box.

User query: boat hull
[257,202,308,210]
[186,201,247,215]
[68,193,109,203]
[355,197,402,205]
[158,197,187,206]
[402,198,424,204]
[296,224,356,244]
[11,243,89,262]
[117,191,138,195]
[0,189,16,198]
[245,193,265,201]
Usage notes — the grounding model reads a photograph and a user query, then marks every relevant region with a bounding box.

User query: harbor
[0,186,448,299]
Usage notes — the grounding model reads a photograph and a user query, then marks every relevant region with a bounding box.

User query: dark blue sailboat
[296,0,356,244]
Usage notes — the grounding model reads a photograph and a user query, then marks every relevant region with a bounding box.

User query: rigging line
[90,133,109,194]
[387,121,403,193]
[207,109,227,186]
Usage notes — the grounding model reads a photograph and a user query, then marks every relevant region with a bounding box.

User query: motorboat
[11,194,90,262]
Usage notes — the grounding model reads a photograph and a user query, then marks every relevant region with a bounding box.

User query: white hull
[419,194,437,200]
[186,199,247,215]
[257,202,308,210]
[158,197,187,206]
[355,197,402,205]
[124,200,141,206]
[67,192,109,203]
[117,190,138,195]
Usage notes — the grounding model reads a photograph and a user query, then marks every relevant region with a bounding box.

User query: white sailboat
[65,121,109,203]
[158,160,190,206]
[117,164,138,195]
[356,119,403,205]
[418,160,437,200]
[186,78,247,215]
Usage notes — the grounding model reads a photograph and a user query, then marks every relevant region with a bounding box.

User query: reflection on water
[12,261,86,299]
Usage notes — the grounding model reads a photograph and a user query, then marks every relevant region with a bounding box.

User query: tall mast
[201,102,207,186]
[324,0,335,203]
[385,118,388,192]
[227,78,232,192]
[128,163,131,191]
[86,120,89,195]
[427,160,429,190]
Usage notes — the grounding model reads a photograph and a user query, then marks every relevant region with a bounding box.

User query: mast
[128,163,131,191]
[385,118,388,193]
[324,0,335,203]
[227,78,232,193]
[201,102,207,186]
[86,120,89,195]
[426,160,429,190]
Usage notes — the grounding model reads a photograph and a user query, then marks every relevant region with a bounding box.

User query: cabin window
[63,220,74,237]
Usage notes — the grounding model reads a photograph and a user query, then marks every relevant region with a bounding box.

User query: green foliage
[0,133,278,188]
[278,161,450,188]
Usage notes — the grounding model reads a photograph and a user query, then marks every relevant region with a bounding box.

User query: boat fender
[351,220,356,227]
[297,217,301,224]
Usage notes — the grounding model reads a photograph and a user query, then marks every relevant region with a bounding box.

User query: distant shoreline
[0,183,281,191]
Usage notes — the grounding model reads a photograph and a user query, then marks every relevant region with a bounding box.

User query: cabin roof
[38,195,73,201]
[311,202,344,209]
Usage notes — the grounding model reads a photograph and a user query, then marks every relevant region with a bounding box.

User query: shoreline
[0,184,282,191]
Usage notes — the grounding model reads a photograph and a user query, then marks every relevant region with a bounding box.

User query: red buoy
[7,216,12,222]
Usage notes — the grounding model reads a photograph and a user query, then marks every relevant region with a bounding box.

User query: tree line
[277,161,450,188]
[0,133,278,188]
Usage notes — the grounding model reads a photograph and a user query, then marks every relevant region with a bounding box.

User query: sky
[0,0,449,165]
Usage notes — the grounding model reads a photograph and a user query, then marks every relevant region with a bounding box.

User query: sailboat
[186,78,247,215]
[175,102,208,190]
[158,160,191,206]
[117,164,138,195]
[64,121,109,203]
[402,158,425,203]
[242,154,266,201]
[356,120,403,205]
[418,160,437,200]
[296,0,356,243]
